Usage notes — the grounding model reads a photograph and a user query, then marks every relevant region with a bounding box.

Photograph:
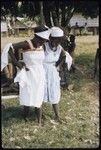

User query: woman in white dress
[43,27,72,122]
[1,25,50,125]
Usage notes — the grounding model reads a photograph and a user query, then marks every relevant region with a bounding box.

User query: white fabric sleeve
[1,43,13,71]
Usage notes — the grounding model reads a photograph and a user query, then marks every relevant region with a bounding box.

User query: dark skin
[8,35,47,125]
[46,36,66,122]
[49,36,66,68]
[49,36,63,48]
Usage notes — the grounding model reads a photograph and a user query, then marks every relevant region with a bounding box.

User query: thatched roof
[16,17,37,28]
[24,21,37,28]
[13,19,28,29]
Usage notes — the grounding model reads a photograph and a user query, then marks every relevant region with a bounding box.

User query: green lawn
[1,35,99,148]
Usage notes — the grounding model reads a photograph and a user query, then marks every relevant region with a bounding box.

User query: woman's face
[50,37,62,47]
[39,38,47,46]
[35,35,47,46]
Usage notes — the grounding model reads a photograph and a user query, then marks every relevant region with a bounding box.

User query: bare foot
[38,122,42,127]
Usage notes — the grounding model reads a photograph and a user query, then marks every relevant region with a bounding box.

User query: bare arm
[56,49,66,67]
[12,41,30,51]
[8,47,25,70]
[8,41,30,70]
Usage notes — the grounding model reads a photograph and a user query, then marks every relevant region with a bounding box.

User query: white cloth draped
[1,43,13,71]
[14,50,46,108]
[65,51,73,70]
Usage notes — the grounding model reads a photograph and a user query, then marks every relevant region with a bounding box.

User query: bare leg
[52,104,59,121]
[35,107,42,126]
[23,106,29,121]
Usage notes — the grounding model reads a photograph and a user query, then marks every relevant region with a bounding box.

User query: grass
[1,35,99,148]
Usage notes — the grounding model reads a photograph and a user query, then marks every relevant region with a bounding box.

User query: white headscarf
[35,30,51,40]
[50,27,64,37]
[35,26,51,40]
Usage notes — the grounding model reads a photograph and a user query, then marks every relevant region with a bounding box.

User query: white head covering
[50,27,64,37]
[35,30,51,40]
[35,26,51,40]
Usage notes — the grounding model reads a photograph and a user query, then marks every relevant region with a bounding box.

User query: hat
[34,25,51,40]
[50,27,64,37]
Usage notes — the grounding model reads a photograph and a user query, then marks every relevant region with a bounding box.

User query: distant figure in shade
[60,34,76,87]
[83,22,88,35]
[74,22,79,36]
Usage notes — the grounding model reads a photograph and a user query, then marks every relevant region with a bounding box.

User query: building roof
[24,21,37,28]
[14,18,37,29]
[70,14,99,27]
[13,19,28,29]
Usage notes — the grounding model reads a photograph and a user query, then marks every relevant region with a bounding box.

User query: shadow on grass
[67,52,96,92]
[75,52,95,69]
[1,104,53,127]
[1,106,37,127]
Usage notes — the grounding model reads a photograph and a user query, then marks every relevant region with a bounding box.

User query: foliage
[1,1,99,27]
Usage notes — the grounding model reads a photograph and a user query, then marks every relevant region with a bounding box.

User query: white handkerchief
[65,51,73,70]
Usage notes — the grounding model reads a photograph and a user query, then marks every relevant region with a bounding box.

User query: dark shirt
[67,42,76,54]
[61,37,70,51]
[56,50,66,67]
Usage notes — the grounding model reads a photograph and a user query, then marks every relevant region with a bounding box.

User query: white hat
[35,29,51,40]
[50,27,64,37]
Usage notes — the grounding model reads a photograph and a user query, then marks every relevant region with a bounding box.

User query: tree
[1,1,19,18]
[1,1,99,28]
[48,1,99,27]
[43,1,52,27]
[40,1,45,24]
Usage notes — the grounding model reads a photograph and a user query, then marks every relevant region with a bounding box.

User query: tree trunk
[51,10,59,26]
[64,7,75,28]
[43,2,52,27]
[61,4,66,27]
[55,1,60,23]
[39,1,45,25]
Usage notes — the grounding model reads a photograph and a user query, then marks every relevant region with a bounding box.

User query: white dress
[43,42,62,104]
[14,47,46,108]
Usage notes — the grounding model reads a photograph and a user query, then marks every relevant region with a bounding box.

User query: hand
[25,67,29,71]
[18,61,26,70]
[19,61,26,67]
[18,61,29,71]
